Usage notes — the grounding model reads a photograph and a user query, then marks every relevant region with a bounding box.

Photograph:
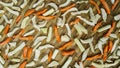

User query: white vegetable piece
[8,42,25,56]
[0,62,4,68]
[59,0,71,7]
[11,58,20,62]
[34,49,41,61]
[77,16,95,26]
[71,10,89,16]
[12,0,17,4]
[61,35,70,42]
[5,7,19,16]
[110,34,117,38]
[9,42,16,48]
[0,1,13,7]
[0,56,5,64]
[52,49,59,59]
[26,61,35,67]
[76,1,88,4]
[24,30,35,36]
[40,54,48,62]
[2,15,13,24]
[35,3,45,11]
[38,21,47,28]
[0,10,4,14]
[97,25,111,32]
[20,0,28,9]
[57,17,64,27]
[7,27,19,37]
[36,66,44,68]
[117,49,120,56]
[114,14,120,21]
[43,8,55,16]
[65,24,71,37]
[11,6,21,11]
[74,38,85,52]
[80,37,93,44]
[47,3,58,11]
[21,16,29,29]
[74,62,84,68]
[46,27,52,42]
[81,48,90,61]
[5,45,9,55]
[48,61,59,67]
[117,21,120,28]
[0,25,4,33]
[33,42,41,51]
[111,0,115,4]
[111,39,119,53]
[62,57,72,68]
[41,28,47,34]
[101,8,107,22]
[8,64,20,68]
[38,44,54,50]
[33,0,44,8]
[32,16,40,31]
[33,36,46,46]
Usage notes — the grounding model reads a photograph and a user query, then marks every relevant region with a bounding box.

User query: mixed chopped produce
[0,0,120,68]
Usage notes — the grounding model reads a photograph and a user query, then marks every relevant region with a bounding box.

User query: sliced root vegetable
[62,56,72,68]
[3,24,10,35]
[19,36,34,41]
[62,49,75,56]
[101,8,107,22]
[33,0,44,8]
[100,0,110,14]
[22,46,29,58]
[103,44,109,62]
[0,25,4,33]
[59,41,73,50]
[20,0,28,9]
[40,54,48,62]
[24,9,35,17]
[90,0,101,14]
[21,17,30,29]
[35,9,47,15]
[108,40,113,52]
[52,49,59,59]
[48,50,53,62]
[70,18,80,26]
[97,25,111,32]
[65,24,71,37]
[7,27,19,37]
[54,25,61,42]
[114,14,120,21]
[15,15,22,23]
[104,21,116,37]
[26,61,35,67]
[37,15,56,20]
[43,8,55,16]
[48,61,59,67]
[60,4,76,12]
[46,27,52,42]
[93,21,102,32]
[0,37,11,46]
[13,29,25,38]
[23,30,35,36]
[86,54,102,61]
[111,0,119,10]
[81,48,90,61]
[5,7,19,16]
[27,47,33,60]
[59,0,71,8]
[47,3,58,11]
[19,60,27,68]
[61,35,70,42]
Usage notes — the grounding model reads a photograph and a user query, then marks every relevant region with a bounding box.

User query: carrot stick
[60,4,76,12]
[15,15,22,23]
[108,40,113,52]
[70,18,80,25]
[13,29,25,38]
[86,54,102,61]
[48,50,52,62]
[37,15,56,20]
[59,41,73,50]
[62,50,75,56]
[3,54,8,60]
[100,0,111,14]
[54,25,61,42]
[27,47,33,60]
[19,60,27,68]
[0,37,11,46]
[103,45,109,62]
[35,9,47,15]
[90,0,101,14]
[112,0,119,10]
[4,24,10,35]
[104,21,115,37]
[93,21,102,32]
[19,36,34,40]
[22,46,29,58]
[24,9,35,17]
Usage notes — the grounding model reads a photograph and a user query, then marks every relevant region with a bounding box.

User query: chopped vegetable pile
[0,0,120,68]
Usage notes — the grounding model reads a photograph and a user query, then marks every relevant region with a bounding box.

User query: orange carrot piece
[48,50,53,62]
[86,54,102,61]
[54,25,61,42]
[70,18,80,25]
[104,22,115,37]
[13,29,25,38]
[90,0,101,14]
[59,41,73,50]
[37,15,56,20]
[27,47,33,60]
[100,0,111,14]
[108,40,113,52]
[4,24,10,35]
[0,37,11,46]
[22,46,29,58]
[103,45,109,62]
[93,21,102,32]
[60,4,76,12]
[19,36,34,40]
[112,0,119,10]
[24,9,35,17]
[19,61,27,68]
[15,15,22,23]
[35,9,47,15]
[62,50,75,56]
[3,54,8,60]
